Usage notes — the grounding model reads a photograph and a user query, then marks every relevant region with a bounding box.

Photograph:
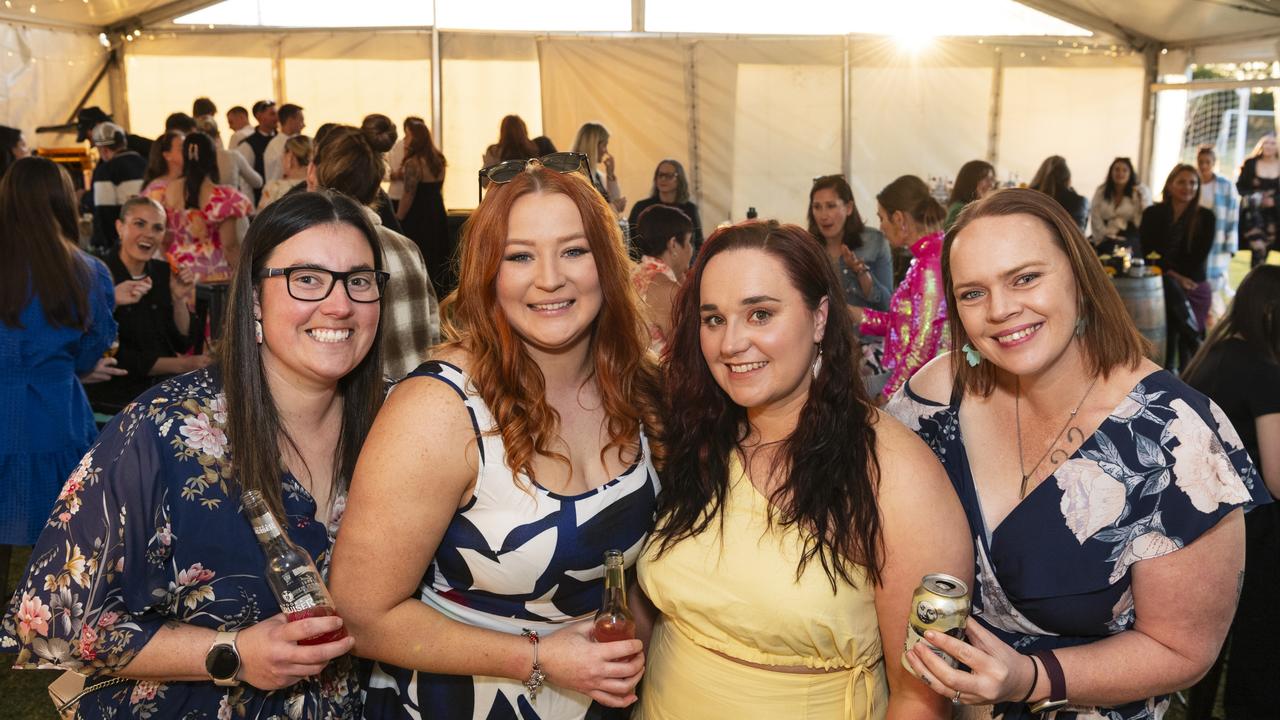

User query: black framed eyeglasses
[477,151,589,201]
[258,266,390,303]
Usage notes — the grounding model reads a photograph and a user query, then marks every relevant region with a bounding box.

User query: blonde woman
[572,122,625,213]
[259,135,312,211]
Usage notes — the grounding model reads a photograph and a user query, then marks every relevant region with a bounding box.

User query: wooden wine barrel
[1112,275,1166,365]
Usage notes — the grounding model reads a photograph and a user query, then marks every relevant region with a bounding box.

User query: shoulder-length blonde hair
[442,165,662,483]
[944,188,1147,396]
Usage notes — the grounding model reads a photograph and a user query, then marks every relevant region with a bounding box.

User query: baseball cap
[76,106,112,141]
[90,122,125,148]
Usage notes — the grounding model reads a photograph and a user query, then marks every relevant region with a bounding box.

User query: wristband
[520,628,547,700]
[1016,653,1038,705]
[1029,649,1067,714]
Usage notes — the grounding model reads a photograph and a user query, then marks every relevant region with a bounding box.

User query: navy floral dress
[0,368,361,719]
[886,370,1269,720]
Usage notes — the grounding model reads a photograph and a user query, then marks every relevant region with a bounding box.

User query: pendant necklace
[1014,375,1099,498]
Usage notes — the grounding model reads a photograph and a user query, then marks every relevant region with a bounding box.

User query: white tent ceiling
[2,0,1279,52]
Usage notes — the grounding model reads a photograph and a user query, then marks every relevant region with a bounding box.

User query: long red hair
[442,166,662,483]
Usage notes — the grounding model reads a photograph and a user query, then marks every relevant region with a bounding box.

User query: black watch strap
[1029,649,1067,713]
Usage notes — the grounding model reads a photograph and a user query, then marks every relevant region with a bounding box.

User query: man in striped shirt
[90,122,147,253]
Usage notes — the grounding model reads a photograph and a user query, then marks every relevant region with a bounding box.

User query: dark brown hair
[1184,265,1280,381]
[314,126,382,205]
[493,114,538,162]
[442,165,661,486]
[878,174,945,228]
[651,220,883,590]
[404,118,446,178]
[217,190,386,520]
[143,130,184,187]
[949,160,996,205]
[360,113,397,153]
[0,156,89,329]
[944,188,1147,396]
[808,174,866,250]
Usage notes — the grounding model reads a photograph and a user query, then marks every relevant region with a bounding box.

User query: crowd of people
[0,96,1275,720]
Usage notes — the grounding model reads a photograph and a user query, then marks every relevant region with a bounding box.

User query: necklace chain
[1015,376,1099,498]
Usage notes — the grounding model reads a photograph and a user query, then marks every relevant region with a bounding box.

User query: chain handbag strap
[50,670,131,718]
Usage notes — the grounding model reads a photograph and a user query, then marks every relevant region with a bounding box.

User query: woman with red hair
[331,160,662,719]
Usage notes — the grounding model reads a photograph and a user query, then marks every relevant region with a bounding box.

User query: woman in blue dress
[0,156,117,558]
[330,161,661,719]
[885,188,1267,720]
[2,190,389,718]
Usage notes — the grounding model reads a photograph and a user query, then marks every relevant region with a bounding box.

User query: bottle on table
[592,549,635,642]
[241,489,348,646]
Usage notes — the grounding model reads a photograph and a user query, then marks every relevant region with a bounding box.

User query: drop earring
[811,346,823,379]
[254,319,263,345]
[962,343,982,367]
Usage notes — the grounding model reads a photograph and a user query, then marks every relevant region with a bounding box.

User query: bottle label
[277,566,323,614]
[251,514,282,539]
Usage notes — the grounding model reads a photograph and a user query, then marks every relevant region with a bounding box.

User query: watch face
[205,644,239,680]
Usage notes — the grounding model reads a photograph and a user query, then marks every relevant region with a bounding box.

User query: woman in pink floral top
[159,133,252,283]
[631,205,695,354]
[851,175,949,401]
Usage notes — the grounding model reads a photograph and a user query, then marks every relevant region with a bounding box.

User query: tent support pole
[631,0,645,33]
[685,41,700,209]
[108,46,131,132]
[987,50,1003,167]
[1138,45,1159,185]
[431,21,442,144]
[271,38,286,103]
[841,35,851,180]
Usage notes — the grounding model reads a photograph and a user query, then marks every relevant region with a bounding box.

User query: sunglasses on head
[477,152,589,201]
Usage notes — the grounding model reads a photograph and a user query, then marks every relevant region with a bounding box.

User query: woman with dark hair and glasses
[945,160,996,230]
[331,161,661,719]
[635,220,969,719]
[628,159,704,252]
[808,175,891,313]
[1089,157,1151,249]
[2,190,386,719]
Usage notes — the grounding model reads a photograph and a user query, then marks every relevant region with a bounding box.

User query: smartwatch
[1028,649,1068,714]
[205,630,241,687]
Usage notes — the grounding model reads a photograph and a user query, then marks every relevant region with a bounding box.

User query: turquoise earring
[962,343,982,367]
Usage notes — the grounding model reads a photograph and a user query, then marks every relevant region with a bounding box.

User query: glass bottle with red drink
[241,489,348,646]
[593,550,635,642]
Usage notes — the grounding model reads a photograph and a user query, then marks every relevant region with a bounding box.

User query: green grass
[2,545,59,720]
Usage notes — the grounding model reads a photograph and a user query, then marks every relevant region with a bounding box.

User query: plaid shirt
[1204,173,1238,286]
[364,207,440,381]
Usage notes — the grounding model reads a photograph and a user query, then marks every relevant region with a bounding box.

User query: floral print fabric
[0,368,360,719]
[886,370,1268,720]
[162,184,253,283]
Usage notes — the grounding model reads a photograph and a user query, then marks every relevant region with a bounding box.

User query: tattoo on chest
[1048,426,1086,466]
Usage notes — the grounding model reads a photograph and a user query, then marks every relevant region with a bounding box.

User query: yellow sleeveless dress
[636,453,888,719]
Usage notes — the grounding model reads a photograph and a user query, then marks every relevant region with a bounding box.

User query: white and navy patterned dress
[886,370,1269,720]
[361,361,660,720]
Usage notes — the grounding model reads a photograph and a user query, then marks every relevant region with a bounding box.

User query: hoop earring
[962,343,982,367]
[254,319,263,345]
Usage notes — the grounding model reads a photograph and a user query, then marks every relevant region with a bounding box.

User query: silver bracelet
[520,628,547,700]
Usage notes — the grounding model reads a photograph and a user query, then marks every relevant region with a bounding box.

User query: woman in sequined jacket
[849,175,949,403]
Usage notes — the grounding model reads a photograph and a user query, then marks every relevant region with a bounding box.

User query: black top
[1187,337,1280,475]
[1139,203,1216,282]
[1236,157,1280,198]
[627,197,705,250]
[85,254,192,413]
[1052,188,1089,232]
[242,129,276,182]
[90,151,148,250]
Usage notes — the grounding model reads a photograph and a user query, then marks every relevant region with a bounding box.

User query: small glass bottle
[241,490,348,646]
[592,550,635,643]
